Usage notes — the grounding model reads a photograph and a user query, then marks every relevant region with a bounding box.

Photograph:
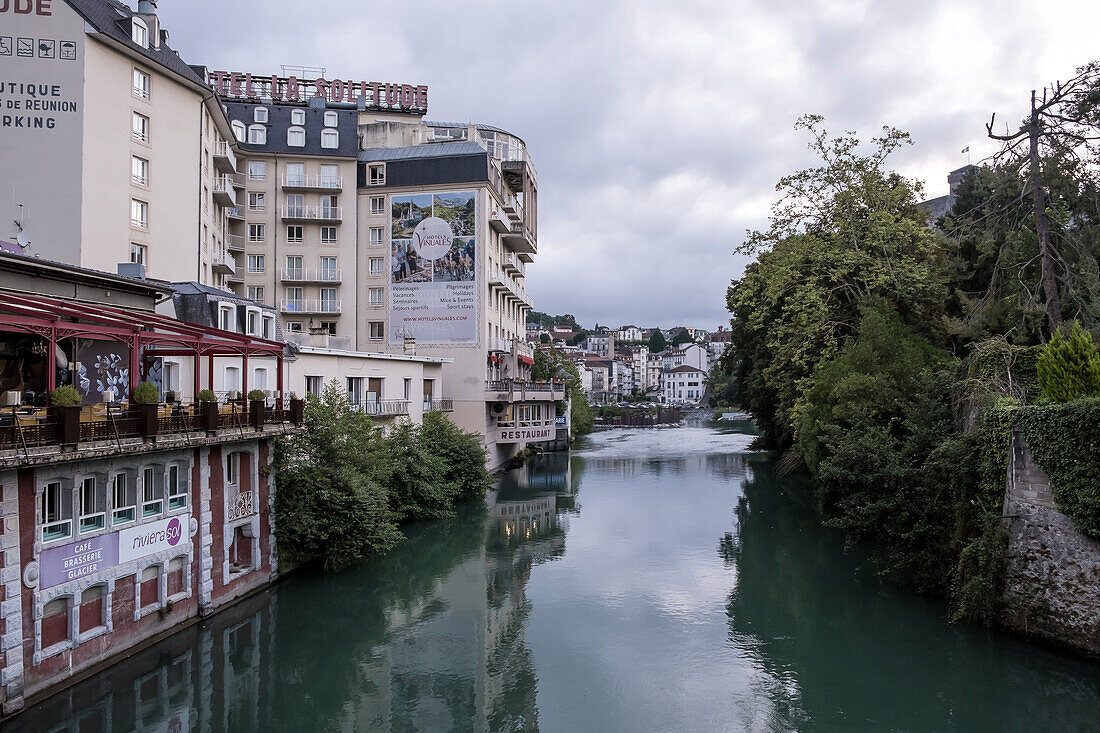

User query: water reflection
[13,427,1100,733]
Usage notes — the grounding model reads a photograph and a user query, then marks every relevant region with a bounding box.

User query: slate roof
[358,141,487,162]
[66,0,207,87]
[225,102,359,158]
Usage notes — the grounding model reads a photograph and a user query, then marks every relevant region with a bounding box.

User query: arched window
[131,17,148,47]
[320,129,339,149]
[323,111,338,128]
[231,120,245,141]
[287,126,305,147]
[290,109,306,126]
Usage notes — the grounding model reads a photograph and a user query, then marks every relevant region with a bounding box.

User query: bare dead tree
[987,62,1100,336]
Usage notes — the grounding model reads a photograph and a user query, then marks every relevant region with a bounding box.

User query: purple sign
[40,533,119,589]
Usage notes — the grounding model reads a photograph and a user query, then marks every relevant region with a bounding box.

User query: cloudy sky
[160,0,1100,331]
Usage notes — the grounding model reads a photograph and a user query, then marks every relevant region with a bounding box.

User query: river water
[14,422,1100,732]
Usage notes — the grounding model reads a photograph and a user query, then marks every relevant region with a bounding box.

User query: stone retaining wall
[1001,430,1100,656]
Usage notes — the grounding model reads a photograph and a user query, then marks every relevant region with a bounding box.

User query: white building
[662,343,708,372]
[662,365,706,405]
[616,325,643,342]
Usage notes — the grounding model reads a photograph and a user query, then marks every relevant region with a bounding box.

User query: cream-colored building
[1,0,239,288]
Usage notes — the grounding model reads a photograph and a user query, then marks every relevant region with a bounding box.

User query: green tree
[647,330,667,353]
[1037,321,1100,402]
[728,115,948,448]
[380,419,454,521]
[419,410,492,500]
[539,332,551,344]
[669,329,693,346]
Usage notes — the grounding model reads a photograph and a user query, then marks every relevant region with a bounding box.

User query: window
[321,129,339,149]
[112,473,136,525]
[41,480,73,542]
[79,585,105,634]
[246,308,260,336]
[248,160,266,180]
[224,366,241,393]
[285,255,303,278]
[247,125,266,145]
[218,303,236,331]
[285,322,303,333]
[232,120,246,141]
[320,288,338,312]
[286,225,303,243]
[226,452,239,487]
[285,287,303,310]
[369,287,383,306]
[132,112,149,142]
[404,378,412,400]
[247,285,265,302]
[131,199,148,229]
[305,376,323,397]
[130,243,148,265]
[324,110,338,127]
[248,223,265,242]
[369,321,384,340]
[320,226,337,245]
[248,192,265,211]
[132,68,150,99]
[369,227,384,246]
[253,367,268,391]
[262,314,275,339]
[131,155,149,186]
[42,597,70,650]
[131,17,148,47]
[370,196,385,215]
[140,565,160,609]
[320,164,338,187]
[142,466,163,517]
[287,126,305,147]
[368,164,385,185]
[285,162,304,186]
[320,256,338,281]
[319,321,336,335]
[286,193,304,217]
[79,476,106,533]
[290,109,305,125]
[322,194,339,218]
[369,257,384,275]
[254,107,269,123]
[247,254,265,272]
[167,556,186,597]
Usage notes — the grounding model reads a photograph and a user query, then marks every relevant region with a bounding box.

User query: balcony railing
[349,400,409,416]
[213,141,237,174]
[280,174,343,190]
[484,379,566,402]
[226,207,245,221]
[423,399,454,412]
[280,205,342,222]
[280,268,342,283]
[226,233,245,252]
[212,177,236,207]
[227,489,255,522]
[279,299,342,314]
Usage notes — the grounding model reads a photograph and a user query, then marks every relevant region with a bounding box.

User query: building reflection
[9,454,578,732]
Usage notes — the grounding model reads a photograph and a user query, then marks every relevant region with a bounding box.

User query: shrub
[1037,321,1100,403]
[420,411,491,501]
[247,389,266,402]
[131,381,160,405]
[379,419,454,521]
[50,384,82,407]
[197,389,217,403]
[164,389,177,403]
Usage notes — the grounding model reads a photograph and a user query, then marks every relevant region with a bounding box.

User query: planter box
[249,399,265,430]
[289,398,304,425]
[136,403,159,438]
[55,405,80,446]
[199,401,219,432]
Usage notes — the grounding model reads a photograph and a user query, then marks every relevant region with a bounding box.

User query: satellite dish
[16,232,30,249]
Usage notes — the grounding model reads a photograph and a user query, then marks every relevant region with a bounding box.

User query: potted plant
[132,381,160,438]
[164,389,177,404]
[247,389,266,429]
[50,384,82,446]
[198,389,219,432]
[289,392,305,424]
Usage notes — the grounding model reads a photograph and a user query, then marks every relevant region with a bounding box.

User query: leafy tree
[380,419,453,521]
[728,115,948,449]
[669,329,693,346]
[647,330,667,353]
[271,381,401,571]
[420,411,492,500]
[539,332,551,344]
[1037,321,1100,402]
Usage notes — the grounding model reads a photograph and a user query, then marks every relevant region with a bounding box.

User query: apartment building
[221,101,360,342]
[1,0,239,288]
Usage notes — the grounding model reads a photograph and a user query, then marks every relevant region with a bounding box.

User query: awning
[520,355,534,365]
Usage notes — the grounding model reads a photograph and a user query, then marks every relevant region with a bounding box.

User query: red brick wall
[78,597,103,634]
[18,469,35,678]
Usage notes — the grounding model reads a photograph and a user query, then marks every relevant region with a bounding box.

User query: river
[12,421,1100,732]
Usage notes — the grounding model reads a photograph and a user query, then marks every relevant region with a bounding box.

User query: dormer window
[231,120,245,141]
[131,18,148,48]
[291,109,306,126]
[247,125,266,145]
[254,107,268,123]
[287,127,305,147]
[324,111,338,128]
[320,129,338,149]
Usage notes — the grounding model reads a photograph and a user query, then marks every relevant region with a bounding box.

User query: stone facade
[1001,430,1100,656]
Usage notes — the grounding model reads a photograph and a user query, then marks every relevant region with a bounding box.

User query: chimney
[137,0,158,12]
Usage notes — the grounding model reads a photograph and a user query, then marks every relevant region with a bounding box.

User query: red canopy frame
[0,292,284,402]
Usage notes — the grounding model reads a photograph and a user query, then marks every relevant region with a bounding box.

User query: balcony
[489,206,511,233]
[279,299,342,315]
[227,489,255,522]
[513,339,534,363]
[349,400,409,417]
[489,268,533,307]
[213,141,237,174]
[281,174,343,191]
[280,205,342,222]
[212,252,236,276]
[488,336,513,354]
[226,233,245,253]
[503,222,535,255]
[423,398,454,412]
[226,207,245,221]
[212,177,236,207]
[502,252,521,275]
[280,268,342,283]
[484,379,566,403]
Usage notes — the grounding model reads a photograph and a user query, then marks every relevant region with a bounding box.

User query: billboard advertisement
[389,191,477,345]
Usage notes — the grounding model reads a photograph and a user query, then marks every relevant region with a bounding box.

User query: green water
[14,423,1100,732]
